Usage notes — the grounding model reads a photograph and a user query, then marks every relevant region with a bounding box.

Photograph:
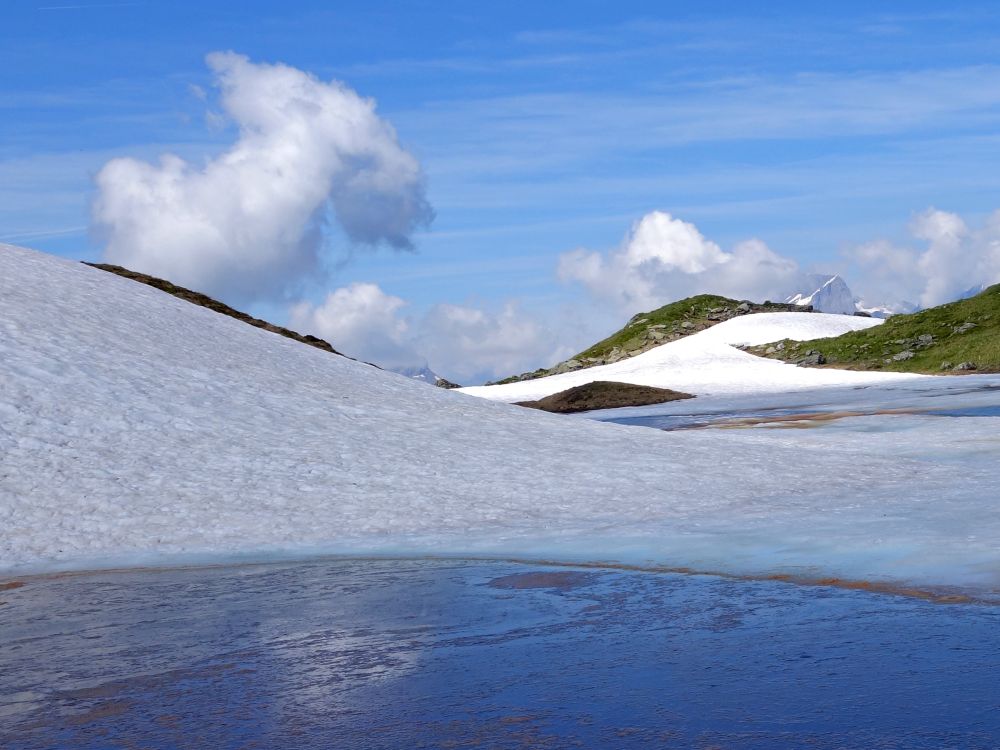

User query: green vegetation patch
[746,284,1000,374]
[488,295,808,385]
[573,294,737,361]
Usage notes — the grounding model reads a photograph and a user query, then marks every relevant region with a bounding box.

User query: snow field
[2,244,999,598]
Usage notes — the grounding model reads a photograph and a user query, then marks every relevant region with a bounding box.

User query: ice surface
[2,244,999,599]
[461,310,919,403]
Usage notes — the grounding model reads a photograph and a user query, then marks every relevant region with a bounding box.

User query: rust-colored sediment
[474,558,980,605]
[8,555,987,606]
[696,407,923,430]
[0,581,25,591]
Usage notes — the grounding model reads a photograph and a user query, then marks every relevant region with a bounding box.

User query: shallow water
[3,559,999,749]
[595,374,1000,430]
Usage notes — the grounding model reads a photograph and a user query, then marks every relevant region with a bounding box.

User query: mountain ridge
[488,295,811,385]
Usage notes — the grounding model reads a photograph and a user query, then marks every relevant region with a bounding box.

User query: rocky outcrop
[515,381,695,414]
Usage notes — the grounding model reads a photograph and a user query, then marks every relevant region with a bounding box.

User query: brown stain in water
[684,407,925,431]
[14,554,986,606]
[0,581,25,591]
[478,558,979,605]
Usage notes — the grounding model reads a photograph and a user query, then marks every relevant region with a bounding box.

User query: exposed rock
[940,361,953,371]
[953,322,977,334]
[736,302,751,314]
[551,358,584,375]
[953,361,978,371]
[515,381,695,414]
[892,350,915,361]
[796,350,826,366]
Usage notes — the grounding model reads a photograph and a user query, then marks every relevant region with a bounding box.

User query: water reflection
[3,559,999,749]
[595,374,1000,431]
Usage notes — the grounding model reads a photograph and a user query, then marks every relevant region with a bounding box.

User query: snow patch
[461,311,915,404]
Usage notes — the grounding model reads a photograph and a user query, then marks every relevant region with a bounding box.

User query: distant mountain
[853,298,919,319]
[785,274,857,315]
[960,282,991,300]
[392,364,461,389]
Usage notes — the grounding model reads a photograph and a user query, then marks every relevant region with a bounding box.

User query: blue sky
[5,2,1000,381]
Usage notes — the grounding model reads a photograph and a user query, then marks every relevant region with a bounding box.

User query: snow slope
[3,245,1000,598]
[461,312,918,403]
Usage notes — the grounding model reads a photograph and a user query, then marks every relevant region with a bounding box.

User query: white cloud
[290,284,573,384]
[912,208,972,307]
[92,52,432,304]
[558,210,802,313]
[842,239,923,308]
[846,208,1000,307]
[415,302,574,383]
[289,283,419,370]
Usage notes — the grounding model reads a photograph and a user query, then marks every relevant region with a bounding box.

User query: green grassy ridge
[746,283,1000,373]
[487,295,807,386]
[573,294,737,361]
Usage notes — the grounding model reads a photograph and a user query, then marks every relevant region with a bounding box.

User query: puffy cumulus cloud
[842,239,923,309]
[289,283,420,370]
[558,211,801,312]
[92,52,432,303]
[290,283,574,384]
[846,208,1000,308]
[414,302,575,384]
[912,209,974,307]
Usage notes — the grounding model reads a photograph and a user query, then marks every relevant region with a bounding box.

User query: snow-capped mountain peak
[392,364,441,385]
[785,274,856,315]
[390,364,459,388]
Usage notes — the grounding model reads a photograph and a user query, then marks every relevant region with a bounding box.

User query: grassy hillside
[488,295,808,385]
[746,283,1000,373]
[573,294,733,361]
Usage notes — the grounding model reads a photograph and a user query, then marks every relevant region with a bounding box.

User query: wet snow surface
[3,559,1000,749]
[2,245,1000,600]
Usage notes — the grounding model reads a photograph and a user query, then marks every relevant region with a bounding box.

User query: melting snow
[2,244,1000,599]
[461,311,919,403]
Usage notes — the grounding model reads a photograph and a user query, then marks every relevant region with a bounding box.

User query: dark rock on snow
[516,381,695,414]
